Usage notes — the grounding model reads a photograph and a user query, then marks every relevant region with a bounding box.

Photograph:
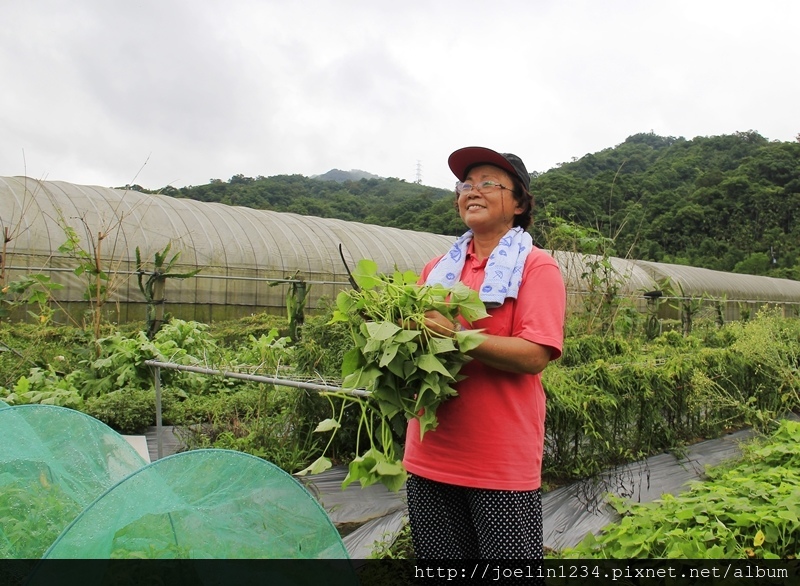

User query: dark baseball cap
[448,146,531,193]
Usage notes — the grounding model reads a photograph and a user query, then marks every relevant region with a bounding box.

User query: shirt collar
[465,238,488,268]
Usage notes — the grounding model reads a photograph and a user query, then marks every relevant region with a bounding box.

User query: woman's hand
[423,310,460,338]
[399,310,460,339]
[409,311,552,374]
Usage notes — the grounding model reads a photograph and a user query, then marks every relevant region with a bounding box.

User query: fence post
[152,364,163,460]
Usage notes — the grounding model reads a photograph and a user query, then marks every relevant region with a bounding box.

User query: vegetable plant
[0,476,83,559]
[297,259,487,491]
[559,419,800,559]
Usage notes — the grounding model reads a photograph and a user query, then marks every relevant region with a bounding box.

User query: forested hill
[152,174,464,236]
[534,131,800,279]
[145,131,800,280]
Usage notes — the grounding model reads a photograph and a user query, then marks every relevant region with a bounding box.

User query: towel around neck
[425,226,533,309]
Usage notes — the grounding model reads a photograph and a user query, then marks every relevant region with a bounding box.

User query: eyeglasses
[455,180,509,195]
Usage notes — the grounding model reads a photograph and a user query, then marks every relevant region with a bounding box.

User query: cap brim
[448,147,517,182]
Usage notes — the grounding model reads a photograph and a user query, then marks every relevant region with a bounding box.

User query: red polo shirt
[403,243,565,491]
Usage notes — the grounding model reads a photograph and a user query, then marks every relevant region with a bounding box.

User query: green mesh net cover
[0,405,148,558]
[43,449,352,561]
[0,399,8,408]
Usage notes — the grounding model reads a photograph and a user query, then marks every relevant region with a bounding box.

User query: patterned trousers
[406,474,543,559]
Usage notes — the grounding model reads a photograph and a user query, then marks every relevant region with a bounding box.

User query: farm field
[1,290,799,560]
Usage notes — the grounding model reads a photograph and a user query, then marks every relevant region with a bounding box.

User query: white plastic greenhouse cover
[1,176,456,320]
[634,259,800,303]
[2,176,800,321]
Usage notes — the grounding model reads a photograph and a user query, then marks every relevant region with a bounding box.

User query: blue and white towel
[425,226,533,308]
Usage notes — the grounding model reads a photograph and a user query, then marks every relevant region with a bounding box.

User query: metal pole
[143,360,371,397]
[153,364,163,460]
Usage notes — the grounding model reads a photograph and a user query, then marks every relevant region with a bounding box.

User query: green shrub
[84,389,156,434]
[0,323,87,388]
[231,328,292,373]
[560,334,632,367]
[166,384,321,472]
[543,308,800,483]
[698,325,737,348]
[208,313,287,347]
[0,364,85,408]
[292,310,353,379]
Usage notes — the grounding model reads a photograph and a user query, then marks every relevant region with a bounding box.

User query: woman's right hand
[421,310,460,338]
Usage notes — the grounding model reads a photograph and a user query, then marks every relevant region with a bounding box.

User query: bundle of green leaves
[297,259,487,491]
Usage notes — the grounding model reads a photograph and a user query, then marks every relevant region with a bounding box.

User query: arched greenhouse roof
[552,251,658,297]
[0,176,454,276]
[633,259,800,303]
[1,176,457,320]
[2,176,800,321]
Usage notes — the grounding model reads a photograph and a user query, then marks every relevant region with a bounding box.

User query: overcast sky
[2,0,798,191]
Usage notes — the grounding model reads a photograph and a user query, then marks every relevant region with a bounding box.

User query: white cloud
[1,0,798,190]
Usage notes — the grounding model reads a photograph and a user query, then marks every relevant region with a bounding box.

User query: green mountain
[152,173,464,236]
[534,131,800,279]
[144,131,800,280]
[311,169,383,182]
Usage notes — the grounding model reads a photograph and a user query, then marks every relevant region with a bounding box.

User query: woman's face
[457,164,522,233]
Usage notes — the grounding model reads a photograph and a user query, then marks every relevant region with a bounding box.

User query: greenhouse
[2,176,800,323]
[1,176,454,323]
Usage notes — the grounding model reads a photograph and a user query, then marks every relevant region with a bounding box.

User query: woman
[402,146,566,559]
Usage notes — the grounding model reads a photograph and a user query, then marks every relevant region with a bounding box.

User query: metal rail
[144,359,370,460]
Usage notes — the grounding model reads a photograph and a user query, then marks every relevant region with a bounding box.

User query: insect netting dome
[42,449,352,562]
[0,405,147,558]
